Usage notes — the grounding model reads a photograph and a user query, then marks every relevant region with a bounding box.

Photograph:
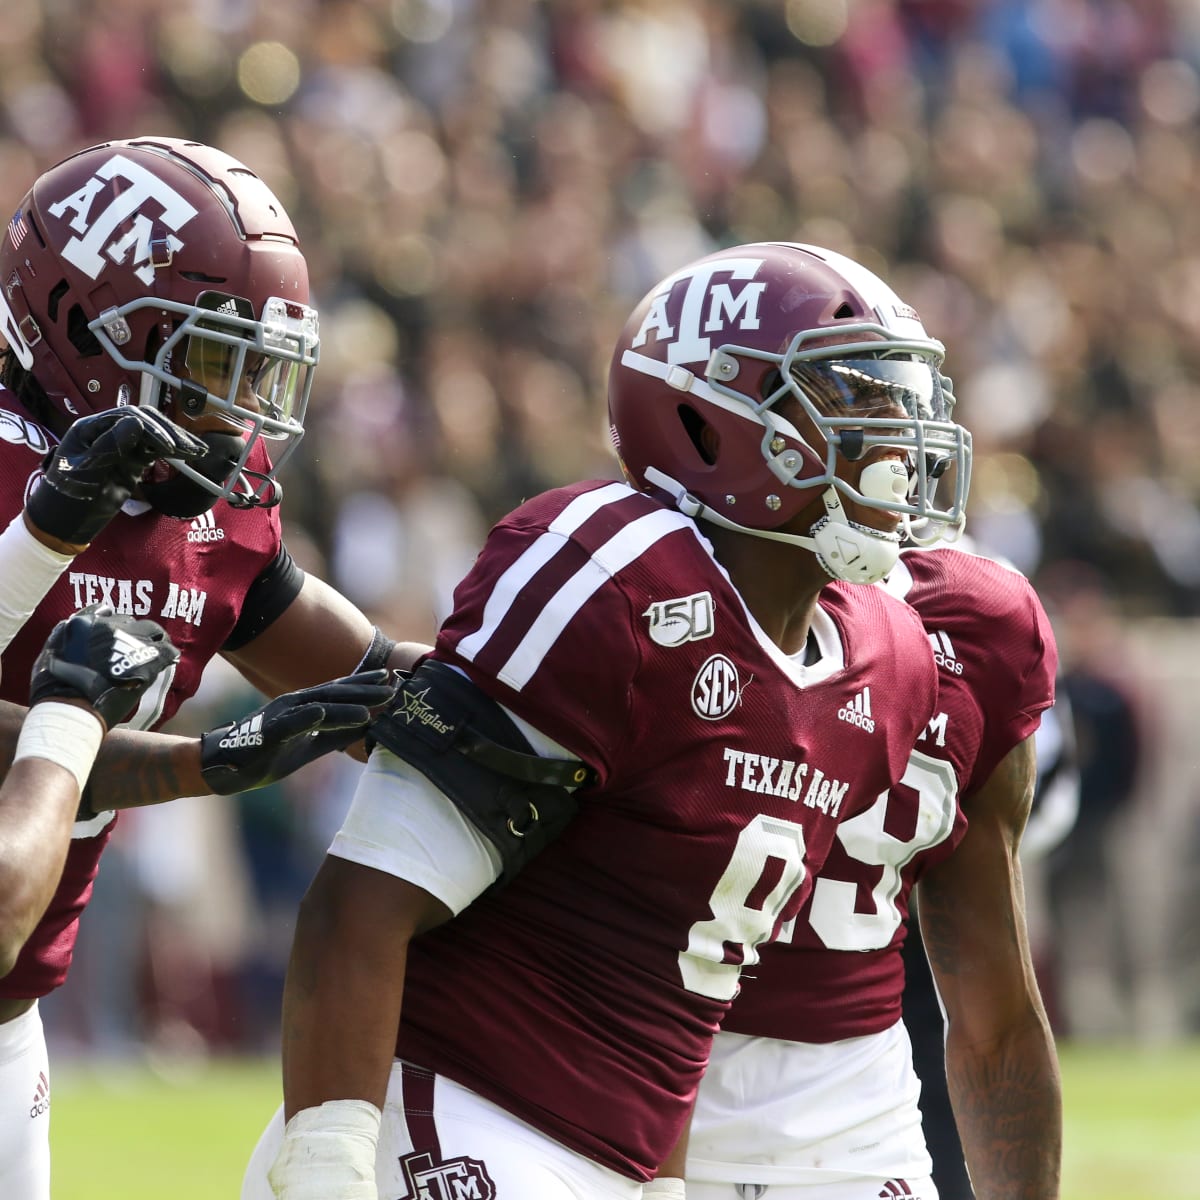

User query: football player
[0,606,180,978]
[900,667,1077,1200]
[0,137,414,1199]
[670,542,1062,1200]
[242,243,973,1199]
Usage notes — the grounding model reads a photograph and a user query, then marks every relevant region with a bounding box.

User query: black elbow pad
[367,660,593,887]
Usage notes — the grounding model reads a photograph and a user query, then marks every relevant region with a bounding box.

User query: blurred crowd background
[2,0,1199,1065]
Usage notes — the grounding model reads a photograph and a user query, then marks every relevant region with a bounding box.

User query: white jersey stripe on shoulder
[880,557,914,601]
[498,507,694,692]
[457,482,634,663]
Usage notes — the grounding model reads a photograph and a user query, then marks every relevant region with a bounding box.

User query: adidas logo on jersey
[928,630,962,675]
[187,509,225,543]
[837,686,876,732]
[878,1180,922,1199]
[109,628,160,676]
[29,1071,49,1119]
[219,713,264,750]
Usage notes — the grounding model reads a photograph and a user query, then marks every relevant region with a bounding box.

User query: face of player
[126,334,273,517]
[176,335,267,436]
[805,323,951,525]
[776,387,911,540]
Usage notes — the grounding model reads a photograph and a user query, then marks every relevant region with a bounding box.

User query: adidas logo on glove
[219,713,264,749]
[109,629,161,676]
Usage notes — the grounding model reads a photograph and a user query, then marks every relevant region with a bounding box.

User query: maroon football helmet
[0,136,319,511]
[608,242,971,581]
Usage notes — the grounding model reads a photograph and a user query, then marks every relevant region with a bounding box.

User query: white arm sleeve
[0,514,74,654]
[329,676,581,914]
[329,747,503,914]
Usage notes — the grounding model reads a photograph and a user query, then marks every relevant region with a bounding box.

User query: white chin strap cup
[811,519,900,584]
[811,487,901,585]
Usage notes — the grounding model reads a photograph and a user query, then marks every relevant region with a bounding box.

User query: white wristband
[268,1099,381,1200]
[0,514,74,654]
[644,1180,687,1198]
[13,701,105,793]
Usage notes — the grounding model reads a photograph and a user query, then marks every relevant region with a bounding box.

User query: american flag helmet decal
[7,209,28,250]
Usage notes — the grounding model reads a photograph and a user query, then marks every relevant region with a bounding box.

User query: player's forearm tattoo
[920,744,1031,978]
[948,1028,1062,1200]
[918,888,963,978]
[89,740,185,809]
[919,882,1020,978]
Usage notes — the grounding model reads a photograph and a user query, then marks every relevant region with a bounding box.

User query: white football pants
[243,1058,646,1199]
[0,1002,51,1200]
[688,1179,938,1200]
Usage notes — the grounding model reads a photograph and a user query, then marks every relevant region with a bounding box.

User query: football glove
[29,604,180,730]
[26,407,209,545]
[199,669,398,795]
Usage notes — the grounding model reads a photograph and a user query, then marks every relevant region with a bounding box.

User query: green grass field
[48,1041,1200,1199]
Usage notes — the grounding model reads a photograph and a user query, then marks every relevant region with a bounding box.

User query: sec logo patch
[692,653,741,720]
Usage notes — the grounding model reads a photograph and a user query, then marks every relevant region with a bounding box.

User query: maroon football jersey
[392,480,940,1180]
[724,545,1058,1043]
[0,392,282,1000]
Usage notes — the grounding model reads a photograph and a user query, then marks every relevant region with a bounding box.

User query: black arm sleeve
[355,625,397,673]
[368,660,594,888]
[221,544,306,652]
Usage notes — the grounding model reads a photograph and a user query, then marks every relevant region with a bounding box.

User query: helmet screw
[770,436,786,453]
[724,494,736,506]
[781,452,799,470]
[87,380,100,393]
[766,494,782,511]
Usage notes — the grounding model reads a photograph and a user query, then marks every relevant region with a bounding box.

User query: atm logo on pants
[399,1150,496,1200]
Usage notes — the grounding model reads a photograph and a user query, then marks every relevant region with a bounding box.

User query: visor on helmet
[181,291,315,436]
[789,357,949,425]
[90,290,319,508]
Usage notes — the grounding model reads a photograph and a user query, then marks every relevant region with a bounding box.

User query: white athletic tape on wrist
[643,1180,687,1199]
[268,1099,381,1200]
[13,702,105,793]
[0,514,75,654]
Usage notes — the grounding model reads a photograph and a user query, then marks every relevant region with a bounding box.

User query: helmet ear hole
[47,280,69,323]
[677,403,718,466]
[66,305,103,357]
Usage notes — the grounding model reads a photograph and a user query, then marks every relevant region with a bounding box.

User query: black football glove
[26,407,209,545]
[29,604,181,730]
[199,669,399,796]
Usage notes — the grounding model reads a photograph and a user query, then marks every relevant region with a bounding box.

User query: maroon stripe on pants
[401,1062,441,1159]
